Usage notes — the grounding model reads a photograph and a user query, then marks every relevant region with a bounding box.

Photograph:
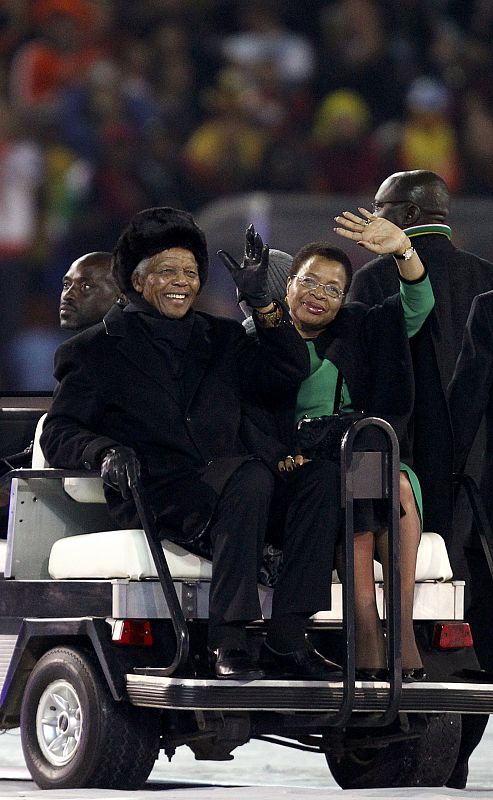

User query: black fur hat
[112,207,209,291]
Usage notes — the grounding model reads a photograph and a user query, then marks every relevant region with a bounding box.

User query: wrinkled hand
[278,454,311,473]
[217,223,272,308]
[333,208,410,256]
[100,446,141,500]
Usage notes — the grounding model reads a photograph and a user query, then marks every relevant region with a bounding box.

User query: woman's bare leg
[349,532,387,669]
[376,472,423,670]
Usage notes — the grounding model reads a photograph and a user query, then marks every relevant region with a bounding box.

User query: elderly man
[59,251,126,332]
[41,207,344,682]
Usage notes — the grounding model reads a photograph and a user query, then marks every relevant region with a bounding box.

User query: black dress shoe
[402,667,427,682]
[208,648,265,680]
[260,640,343,680]
[355,667,389,681]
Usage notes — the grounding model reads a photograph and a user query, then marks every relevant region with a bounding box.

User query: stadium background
[0,0,492,389]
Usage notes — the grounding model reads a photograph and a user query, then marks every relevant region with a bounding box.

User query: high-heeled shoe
[402,667,427,682]
[356,667,427,682]
[355,667,389,681]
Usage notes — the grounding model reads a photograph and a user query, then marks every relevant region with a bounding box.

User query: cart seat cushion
[373,531,452,582]
[32,414,48,468]
[63,476,106,503]
[33,416,107,502]
[329,531,452,583]
[48,529,212,581]
[48,528,451,584]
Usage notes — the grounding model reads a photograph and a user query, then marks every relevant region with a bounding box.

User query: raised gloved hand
[100,446,141,500]
[217,223,272,309]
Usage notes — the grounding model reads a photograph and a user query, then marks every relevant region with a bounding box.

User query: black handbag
[296,371,365,460]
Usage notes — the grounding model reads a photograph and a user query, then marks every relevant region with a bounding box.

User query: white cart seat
[49,529,212,581]
[33,415,452,584]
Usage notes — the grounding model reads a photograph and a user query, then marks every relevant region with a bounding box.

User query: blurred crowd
[1,0,493,389]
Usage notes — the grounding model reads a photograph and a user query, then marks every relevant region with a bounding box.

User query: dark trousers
[207,459,343,647]
[270,459,343,622]
[453,546,492,768]
[208,460,274,645]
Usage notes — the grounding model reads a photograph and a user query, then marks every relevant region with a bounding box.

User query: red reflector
[433,622,473,649]
[112,619,153,646]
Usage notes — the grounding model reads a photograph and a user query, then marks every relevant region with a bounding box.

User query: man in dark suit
[348,170,493,544]
[348,170,493,788]
[41,207,344,682]
[449,290,493,671]
[59,251,127,332]
[0,253,127,521]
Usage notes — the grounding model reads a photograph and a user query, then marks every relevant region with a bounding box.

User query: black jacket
[246,293,416,463]
[348,233,493,538]
[41,304,309,538]
[448,291,493,526]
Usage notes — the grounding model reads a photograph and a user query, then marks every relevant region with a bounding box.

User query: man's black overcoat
[348,234,493,540]
[40,304,309,539]
[448,291,493,673]
[449,291,493,525]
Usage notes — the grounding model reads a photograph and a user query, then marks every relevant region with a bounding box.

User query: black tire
[326,713,461,789]
[20,646,160,790]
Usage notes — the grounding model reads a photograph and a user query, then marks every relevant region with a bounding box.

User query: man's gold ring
[364,218,373,226]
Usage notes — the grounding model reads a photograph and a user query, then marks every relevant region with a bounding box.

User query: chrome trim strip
[125,675,493,714]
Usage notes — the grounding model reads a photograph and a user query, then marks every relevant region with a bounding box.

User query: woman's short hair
[289,242,353,293]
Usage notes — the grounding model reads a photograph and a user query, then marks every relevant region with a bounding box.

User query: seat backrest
[32,412,106,503]
[31,413,48,468]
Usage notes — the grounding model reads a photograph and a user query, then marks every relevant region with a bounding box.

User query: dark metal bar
[338,417,402,727]
[129,478,190,676]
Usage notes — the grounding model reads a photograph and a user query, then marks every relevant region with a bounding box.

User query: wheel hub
[36,680,83,766]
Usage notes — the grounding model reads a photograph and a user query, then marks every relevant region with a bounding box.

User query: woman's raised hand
[333,208,410,256]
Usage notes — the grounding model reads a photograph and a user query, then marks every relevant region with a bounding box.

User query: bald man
[348,170,493,789]
[348,171,493,539]
[59,252,126,332]
[1,255,124,513]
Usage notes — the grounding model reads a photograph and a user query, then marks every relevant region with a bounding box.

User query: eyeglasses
[372,200,410,212]
[296,275,345,300]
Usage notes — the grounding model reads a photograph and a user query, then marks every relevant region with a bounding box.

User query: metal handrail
[327,416,402,727]
[130,478,190,675]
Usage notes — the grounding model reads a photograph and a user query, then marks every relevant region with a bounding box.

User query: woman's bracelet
[253,301,283,328]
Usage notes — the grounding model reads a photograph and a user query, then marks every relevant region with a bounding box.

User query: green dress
[295,274,435,524]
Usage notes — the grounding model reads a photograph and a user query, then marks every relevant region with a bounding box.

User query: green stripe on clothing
[400,273,435,338]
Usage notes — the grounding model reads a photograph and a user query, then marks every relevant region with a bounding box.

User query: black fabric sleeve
[40,338,121,470]
[448,293,493,472]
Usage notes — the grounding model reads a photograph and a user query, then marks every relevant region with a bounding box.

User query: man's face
[372,177,410,227]
[131,247,200,319]
[286,256,347,338]
[60,259,118,330]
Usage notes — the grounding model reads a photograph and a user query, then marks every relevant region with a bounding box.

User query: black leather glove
[100,446,141,500]
[217,223,272,308]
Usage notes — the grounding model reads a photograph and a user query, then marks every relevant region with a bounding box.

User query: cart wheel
[20,646,160,790]
[326,713,461,789]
